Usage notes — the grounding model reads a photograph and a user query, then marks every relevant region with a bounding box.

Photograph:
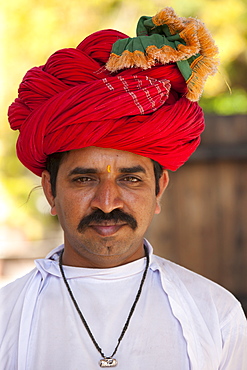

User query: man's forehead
[63,146,153,169]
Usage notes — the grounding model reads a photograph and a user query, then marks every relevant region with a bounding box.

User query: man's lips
[89,223,127,236]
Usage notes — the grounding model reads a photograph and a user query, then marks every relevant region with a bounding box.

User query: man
[1,6,246,369]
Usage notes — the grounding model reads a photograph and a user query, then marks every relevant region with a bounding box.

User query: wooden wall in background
[146,114,247,315]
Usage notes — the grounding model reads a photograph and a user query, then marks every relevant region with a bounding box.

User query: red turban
[8,8,218,176]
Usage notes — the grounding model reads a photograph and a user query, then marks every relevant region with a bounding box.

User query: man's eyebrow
[67,165,147,176]
[68,167,98,176]
[119,165,146,174]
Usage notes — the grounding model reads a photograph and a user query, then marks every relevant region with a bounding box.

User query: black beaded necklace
[59,246,149,368]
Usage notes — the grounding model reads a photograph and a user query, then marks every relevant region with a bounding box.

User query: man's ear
[155,170,169,215]
[41,170,57,216]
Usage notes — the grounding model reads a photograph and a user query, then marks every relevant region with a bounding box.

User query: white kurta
[0,241,246,369]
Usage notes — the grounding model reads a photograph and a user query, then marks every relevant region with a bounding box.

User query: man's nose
[90,179,124,213]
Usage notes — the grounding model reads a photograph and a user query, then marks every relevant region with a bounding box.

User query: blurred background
[0,0,247,312]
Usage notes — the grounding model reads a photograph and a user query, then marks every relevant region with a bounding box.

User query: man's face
[42,147,168,268]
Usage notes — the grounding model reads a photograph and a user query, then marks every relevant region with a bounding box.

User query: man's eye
[121,176,141,183]
[72,177,94,183]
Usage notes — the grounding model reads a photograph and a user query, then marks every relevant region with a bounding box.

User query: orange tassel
[106,7,219,101]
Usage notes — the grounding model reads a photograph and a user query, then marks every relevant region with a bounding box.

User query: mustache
[77,209,137,233]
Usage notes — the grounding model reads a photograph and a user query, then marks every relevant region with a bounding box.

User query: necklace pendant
[99,358,118,367]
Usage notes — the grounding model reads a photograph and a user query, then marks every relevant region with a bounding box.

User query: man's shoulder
[152,254,244,324]
[153,253,232,292]
[0,269,37,305]
[0,244,63,300]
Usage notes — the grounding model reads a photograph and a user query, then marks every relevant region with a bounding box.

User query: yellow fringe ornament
[105,7,219,101]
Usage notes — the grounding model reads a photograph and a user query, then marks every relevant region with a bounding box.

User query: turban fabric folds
[8,8,218,176]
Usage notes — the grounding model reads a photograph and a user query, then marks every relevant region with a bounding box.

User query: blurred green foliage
[1,0,246,244]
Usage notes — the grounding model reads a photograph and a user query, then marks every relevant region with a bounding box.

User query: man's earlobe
[50,206,57,216]
[155,170,169,215]
[41,170,57,216]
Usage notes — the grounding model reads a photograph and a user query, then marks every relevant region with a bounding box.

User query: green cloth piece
[112,34,179,55]
[110,15,201,82]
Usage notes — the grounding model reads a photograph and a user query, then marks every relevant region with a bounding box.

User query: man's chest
[26,271,190,369]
